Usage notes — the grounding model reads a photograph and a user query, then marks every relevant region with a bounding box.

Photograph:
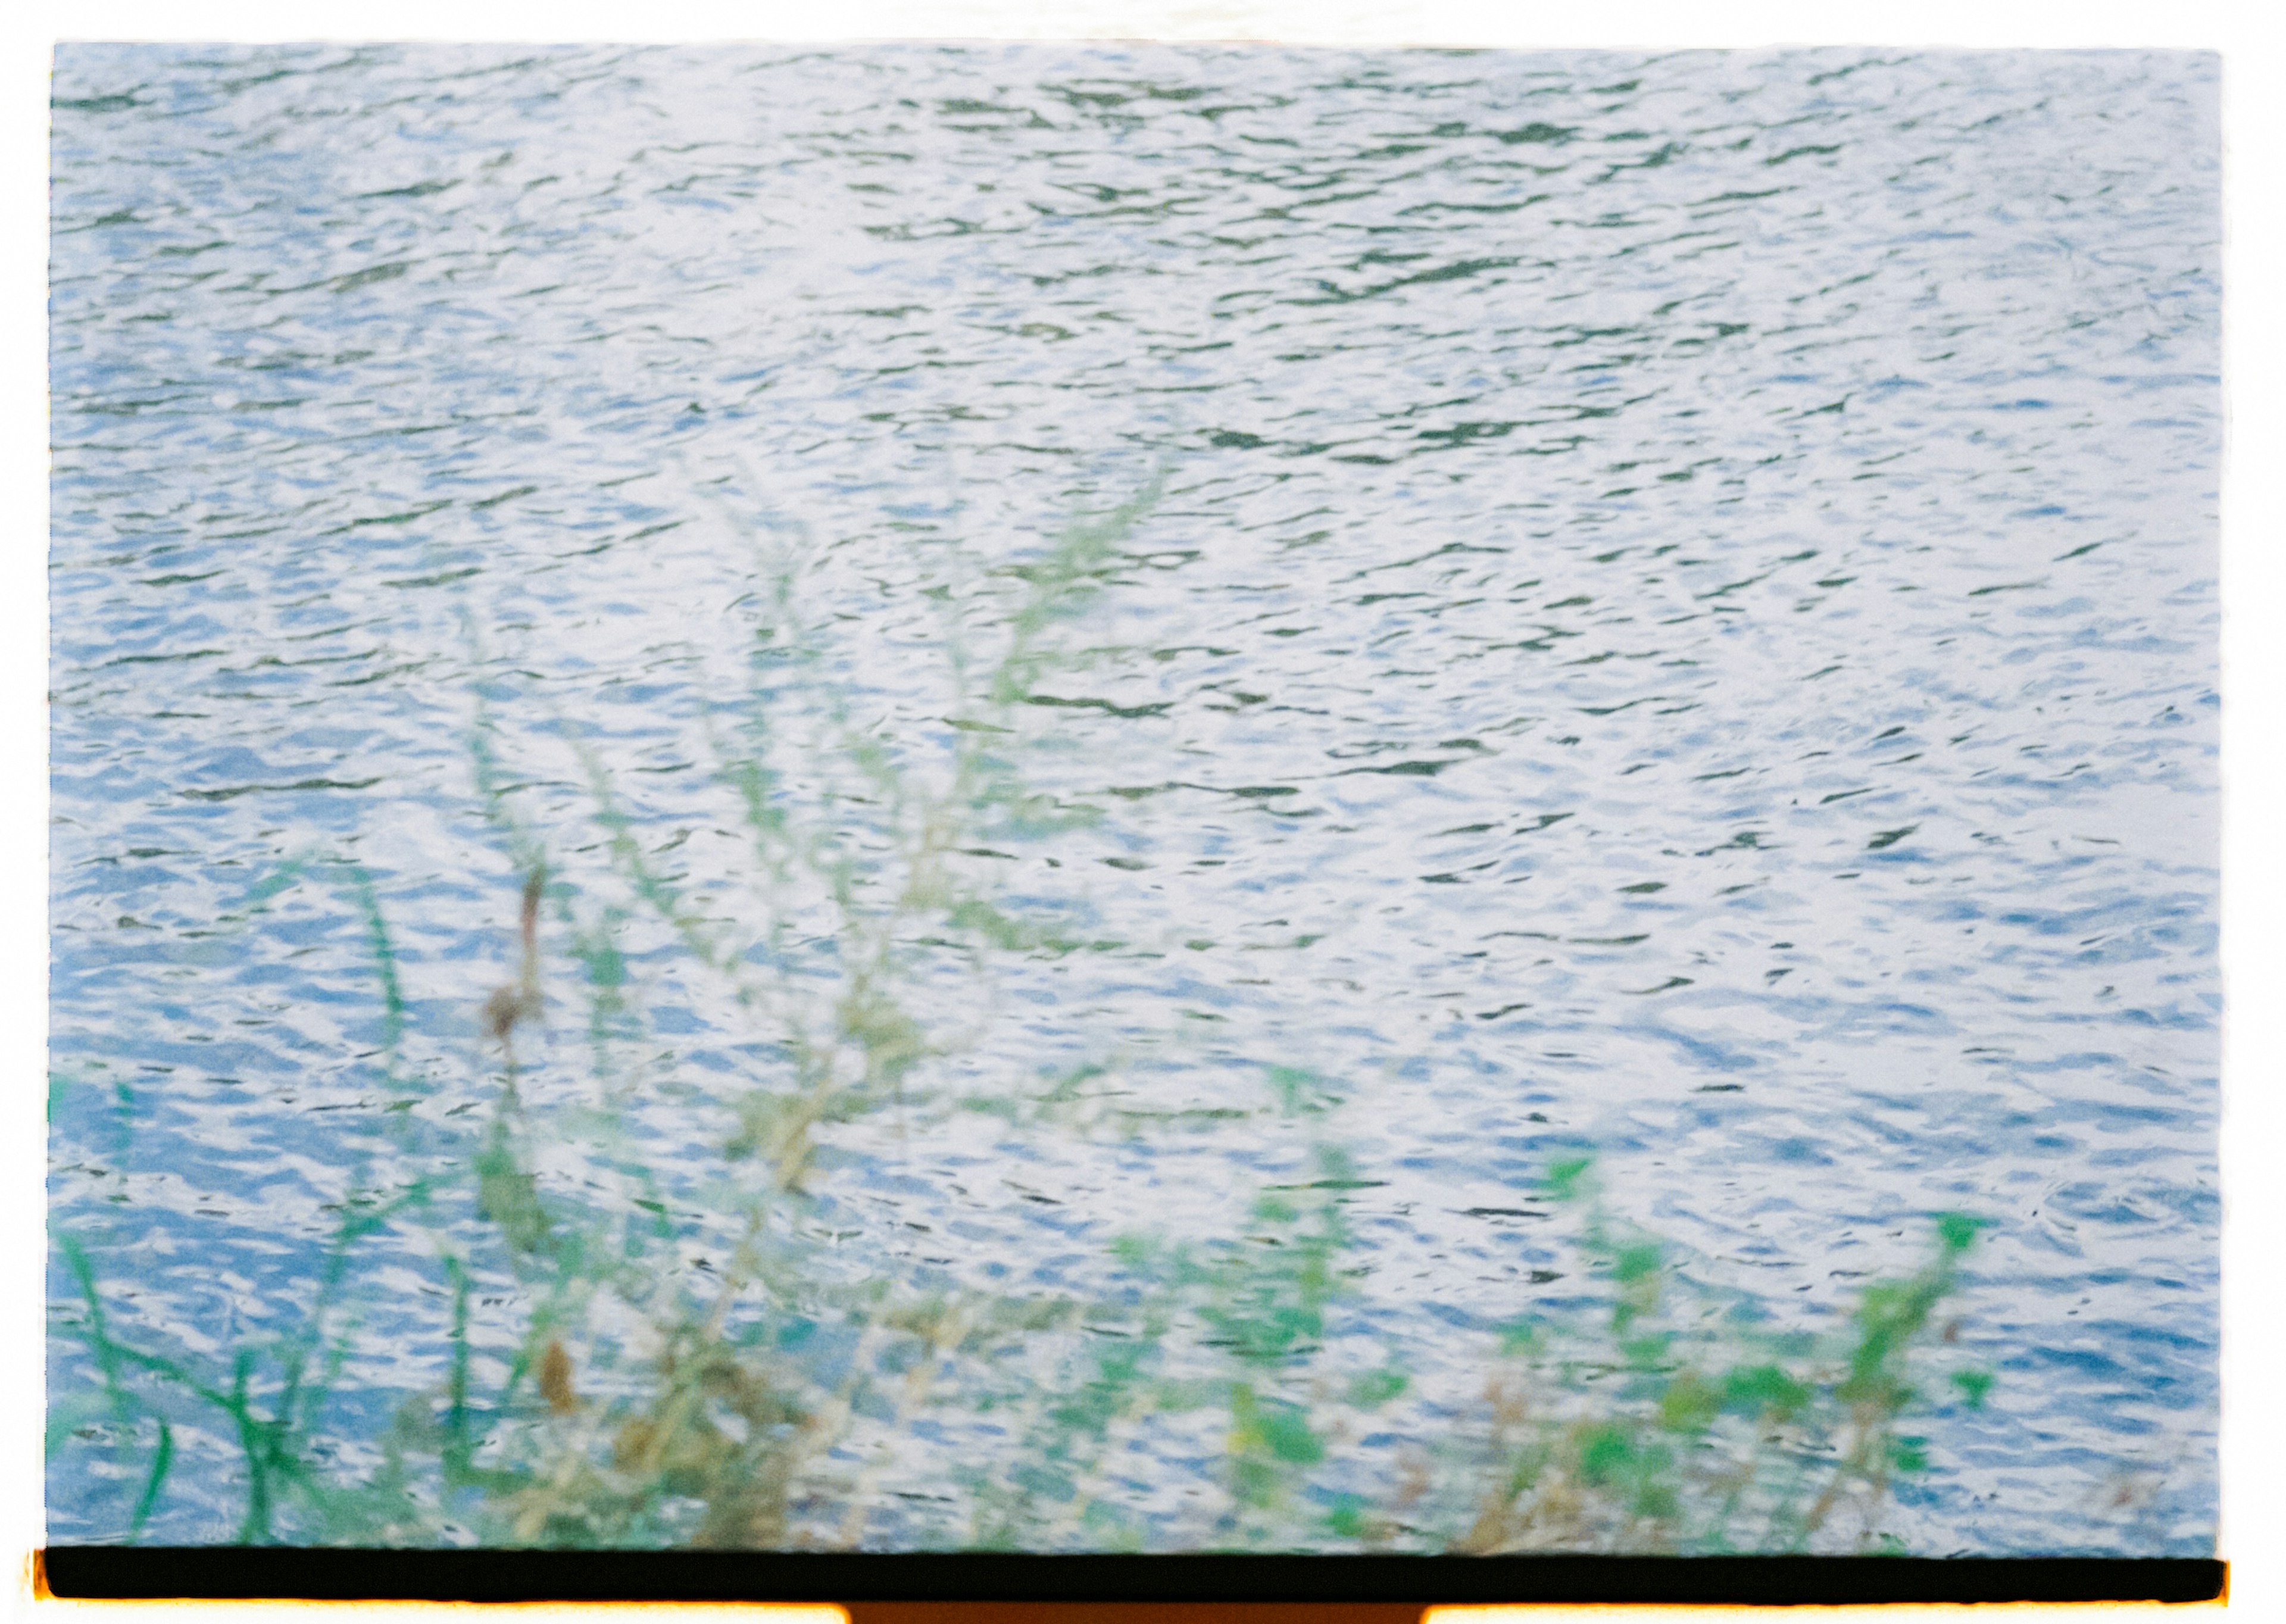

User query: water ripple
[49,42,2217,1553]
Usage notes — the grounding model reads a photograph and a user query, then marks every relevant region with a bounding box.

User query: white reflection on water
[48,43,2216,1551]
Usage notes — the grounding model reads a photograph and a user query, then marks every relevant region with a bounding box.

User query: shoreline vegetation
[51,486,1998,1552]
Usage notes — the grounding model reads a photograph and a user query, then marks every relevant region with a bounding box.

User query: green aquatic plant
[1197,1148,1355,1541]
[368,494,1169,1549]
[53,1173,435,1546]
[48,848,441,1545]
[51,479,2001,1554]
[1446,1158,1993,1555]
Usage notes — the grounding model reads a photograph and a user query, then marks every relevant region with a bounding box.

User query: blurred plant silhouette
[51,483,1997,1551]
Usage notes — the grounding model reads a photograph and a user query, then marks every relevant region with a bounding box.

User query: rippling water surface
[48,42,2219,1552]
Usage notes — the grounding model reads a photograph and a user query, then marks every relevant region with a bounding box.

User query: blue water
[48,43,2219,1552]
